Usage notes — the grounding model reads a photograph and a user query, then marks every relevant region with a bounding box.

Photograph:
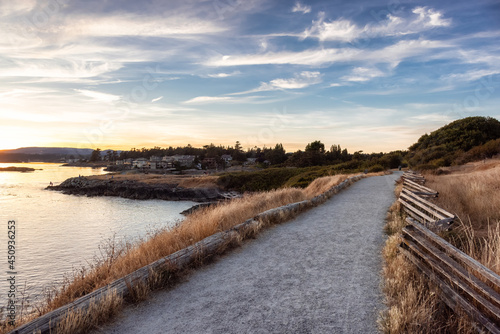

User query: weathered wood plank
[404,226,500,309]
[398,198,436,223]
[407,218,500,289]
[400,192,448,220]
[402,182,438,198]
[402,229,500,321]
[400,248,500,334]
[403,178,437,195]
[401,188,454,219]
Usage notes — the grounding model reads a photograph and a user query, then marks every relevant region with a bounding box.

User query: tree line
[89,140,405,170]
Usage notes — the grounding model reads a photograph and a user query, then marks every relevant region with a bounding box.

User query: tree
[232,140,246,162]
[265,143,288,165]
[89,148,101,162]
[305,140,325,153]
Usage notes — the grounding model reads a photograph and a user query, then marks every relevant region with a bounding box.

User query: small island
[0,166,36,172]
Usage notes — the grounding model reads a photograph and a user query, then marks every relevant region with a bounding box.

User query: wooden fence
[9,175,364,334]
[398,171,500,333]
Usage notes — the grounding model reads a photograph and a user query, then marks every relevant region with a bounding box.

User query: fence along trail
[94,173,401,334]
[398,171,500,334]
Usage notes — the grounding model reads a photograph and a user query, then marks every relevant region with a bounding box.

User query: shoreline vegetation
[379,158,500,333]
[46,165,380,203]
[2,173,376,334]
[0,166,37,172]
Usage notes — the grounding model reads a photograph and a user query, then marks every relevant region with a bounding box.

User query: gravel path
[96,173,400,334]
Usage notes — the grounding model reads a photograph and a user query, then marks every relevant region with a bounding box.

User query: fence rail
[398,171,500,333]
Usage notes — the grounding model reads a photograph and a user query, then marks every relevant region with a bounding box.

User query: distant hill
[0,147,94,162]
[407,116,500,168]
[2,147,94,155]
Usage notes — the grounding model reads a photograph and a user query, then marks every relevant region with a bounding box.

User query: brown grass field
[380,158,500,333]
[1,174,350,334]
[88,173,220,188]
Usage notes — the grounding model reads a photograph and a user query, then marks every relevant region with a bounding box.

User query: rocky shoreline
[0,166,37,172]
[47,176,237,203]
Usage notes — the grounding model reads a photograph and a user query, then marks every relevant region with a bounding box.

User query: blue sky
[0,0,499,152]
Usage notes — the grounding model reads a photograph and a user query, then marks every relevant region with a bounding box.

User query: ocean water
[0,163,195,306]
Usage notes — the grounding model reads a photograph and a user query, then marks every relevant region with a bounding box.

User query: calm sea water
[0,163,195,306]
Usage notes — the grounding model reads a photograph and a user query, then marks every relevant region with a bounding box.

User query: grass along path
[95,172,400,334]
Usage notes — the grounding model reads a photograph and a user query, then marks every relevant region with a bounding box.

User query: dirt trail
[96,173,401,334]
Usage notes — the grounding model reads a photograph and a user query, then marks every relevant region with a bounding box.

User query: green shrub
[368,164,385,173]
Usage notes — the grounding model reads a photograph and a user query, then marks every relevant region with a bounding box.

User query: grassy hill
[406,116,500,169]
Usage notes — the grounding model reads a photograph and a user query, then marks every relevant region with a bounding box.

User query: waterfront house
[173,155,196,167]
[132,158,148,169]
[221,154,233,167]
[162,156,176,168]
[244,158,257,166]
[202,157,217,169]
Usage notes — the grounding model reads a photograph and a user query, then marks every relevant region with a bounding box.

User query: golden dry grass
[302,174,347,199]
[3,174,350,334]
[425,163,500,231]
[55,289,122,334]
[88,173,219,187]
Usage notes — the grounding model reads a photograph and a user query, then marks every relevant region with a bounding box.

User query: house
[172,155,196,167]
[149,161,161,169]
[132,158,148,169]
[162,156,176,168]
[244,158,257,166]
[123,158,134,165]
[116,160,124,165]
[150,156,162,162]
[221,154,233,167]
[202,157,217,169]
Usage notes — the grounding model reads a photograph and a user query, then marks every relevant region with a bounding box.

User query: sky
[0,0,499,153]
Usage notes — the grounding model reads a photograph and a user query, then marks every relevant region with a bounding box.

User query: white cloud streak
[233,71,322,94]
[341,67,385,82]
[74,89,121,103]
[292,2,311,14]
[302,7,451,42]
[205,39,449,68]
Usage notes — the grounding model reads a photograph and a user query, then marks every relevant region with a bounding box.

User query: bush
[415,164,439,171]
[217,168,304,192]
[368,164,385,173]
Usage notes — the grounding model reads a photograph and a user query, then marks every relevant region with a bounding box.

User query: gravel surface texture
[96,172,401,334]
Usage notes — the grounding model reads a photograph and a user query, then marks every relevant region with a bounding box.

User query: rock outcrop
[48,177,229,202]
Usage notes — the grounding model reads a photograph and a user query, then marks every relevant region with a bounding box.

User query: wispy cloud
[205,39,448,68]
[73,14,227,38]
[74,89,121,103]
[292,2,311,14]
[183,96,233,104]
[341,67,385,82]
[302,7,451,42]
[205,71,241,78]
[151,96,163,103]
[234,71,322,94]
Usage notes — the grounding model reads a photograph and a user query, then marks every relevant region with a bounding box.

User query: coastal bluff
[48,176,230,202]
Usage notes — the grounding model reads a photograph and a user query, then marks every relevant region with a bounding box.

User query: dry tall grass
[3,174,349,334]
[302,174,347,199]
[426,165,500,231]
